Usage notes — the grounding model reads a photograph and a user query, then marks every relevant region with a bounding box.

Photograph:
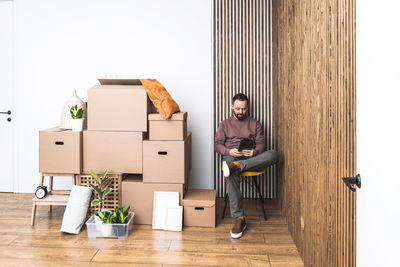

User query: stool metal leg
[222,194,229,219]
[252,176,267,220]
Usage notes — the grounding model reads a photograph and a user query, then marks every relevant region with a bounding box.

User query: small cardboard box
[121,175,186,225]
[143,132,191,184]
[87,79,149,132]
[183,189,216,228]
[148,112,187,140]
[39,127,82,174]
[83,131,143,174]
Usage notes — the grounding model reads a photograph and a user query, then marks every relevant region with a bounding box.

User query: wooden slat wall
[213,0,275,198]
[274,0,356,266]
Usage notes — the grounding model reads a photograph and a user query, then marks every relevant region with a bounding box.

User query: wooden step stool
[31,173,76,226]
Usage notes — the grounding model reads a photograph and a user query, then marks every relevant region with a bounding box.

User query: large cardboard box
[121,175,186,225]
[39,127,82,174]
[183,189,216,228]
[143,132,191,184]
[87,79,149,132]
[148,112,187,141]
[83,131,143,173]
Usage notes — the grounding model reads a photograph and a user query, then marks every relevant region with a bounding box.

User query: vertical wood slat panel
[213,0,275,198]
[274,0,356,266]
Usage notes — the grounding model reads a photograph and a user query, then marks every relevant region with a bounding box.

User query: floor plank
[0,245,97,262]
[0,258,160,267]
[0,235,18,245]
[269,255,304,266]
[94,249,270,266]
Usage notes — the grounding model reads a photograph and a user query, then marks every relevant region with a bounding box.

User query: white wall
[357,1,400,266]
[14,0,213,192]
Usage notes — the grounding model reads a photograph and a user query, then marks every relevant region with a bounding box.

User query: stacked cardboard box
[39,127,82,174]
[84,80,149,173]
[122,112,191,225]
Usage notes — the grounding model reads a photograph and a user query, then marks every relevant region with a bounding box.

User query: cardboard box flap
[98,78,142,86]
[183,189,216,208]
[148,112,187,121]
[41,127,69,133]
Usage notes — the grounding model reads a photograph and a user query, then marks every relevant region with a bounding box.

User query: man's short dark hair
[232,93,249,104]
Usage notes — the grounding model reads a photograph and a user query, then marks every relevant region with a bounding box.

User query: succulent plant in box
[70,104,84,132]
[96,205,132,237]
[114,205,131,224]
[97,205,131,224]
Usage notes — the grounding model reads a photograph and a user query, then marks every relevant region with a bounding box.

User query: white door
[0,0,15,192]
[357,1,400,266]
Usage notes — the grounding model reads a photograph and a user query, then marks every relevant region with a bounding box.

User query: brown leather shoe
[230,217,247,239]
[223,161,239,178]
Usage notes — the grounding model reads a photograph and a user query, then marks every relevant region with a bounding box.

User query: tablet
[238,138,255,151]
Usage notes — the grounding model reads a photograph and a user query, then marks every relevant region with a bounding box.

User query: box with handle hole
[183,189,216,228]
[143,132,191,184]
[39,127,82,174]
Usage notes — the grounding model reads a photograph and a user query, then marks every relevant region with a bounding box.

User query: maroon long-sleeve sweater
[215,115,265,156]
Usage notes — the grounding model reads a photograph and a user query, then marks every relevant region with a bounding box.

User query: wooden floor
[0,193,304,267]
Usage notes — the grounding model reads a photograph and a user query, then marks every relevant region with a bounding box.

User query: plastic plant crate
[86,212,134,239]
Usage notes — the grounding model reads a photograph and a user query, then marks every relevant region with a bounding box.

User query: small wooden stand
[30,173,76,226]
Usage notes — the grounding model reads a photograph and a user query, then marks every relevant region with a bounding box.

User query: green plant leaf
[91,199,99,207]
[98,211,106,222]
[101,178,112,190]
[102,187,112,198]
[89,182,102,197]
[76,108,84,118]
[102,169,109,179]
[111,212,117,223]
[90,170,101,185]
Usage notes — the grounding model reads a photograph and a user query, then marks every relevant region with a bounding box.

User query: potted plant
[97,205,131,237]
[70,104,84,132]
[88,169,112,225]
[85,204,134,238]
[84,170,135,238]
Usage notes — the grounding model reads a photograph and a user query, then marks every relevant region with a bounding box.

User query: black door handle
[342,174,361,192]
[0,110,11,115]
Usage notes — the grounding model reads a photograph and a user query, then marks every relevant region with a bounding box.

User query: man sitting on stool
[215,93,278,239]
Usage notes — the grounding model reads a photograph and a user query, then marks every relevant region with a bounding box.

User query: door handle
[0,110,11,115]
[342,174,361,192]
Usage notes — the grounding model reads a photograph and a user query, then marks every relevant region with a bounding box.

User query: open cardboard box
[87,79,150,132]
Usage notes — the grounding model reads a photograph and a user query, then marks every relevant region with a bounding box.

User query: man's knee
[268,149,278,164]
[257,149,278,165]
[223,155,235,162]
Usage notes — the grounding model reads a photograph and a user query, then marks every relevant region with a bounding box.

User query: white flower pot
[71,118,83,132]
[101,223,114,237]
[60,90,86,129]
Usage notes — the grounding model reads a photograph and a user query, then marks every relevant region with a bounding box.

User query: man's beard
[234,112,246,121]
